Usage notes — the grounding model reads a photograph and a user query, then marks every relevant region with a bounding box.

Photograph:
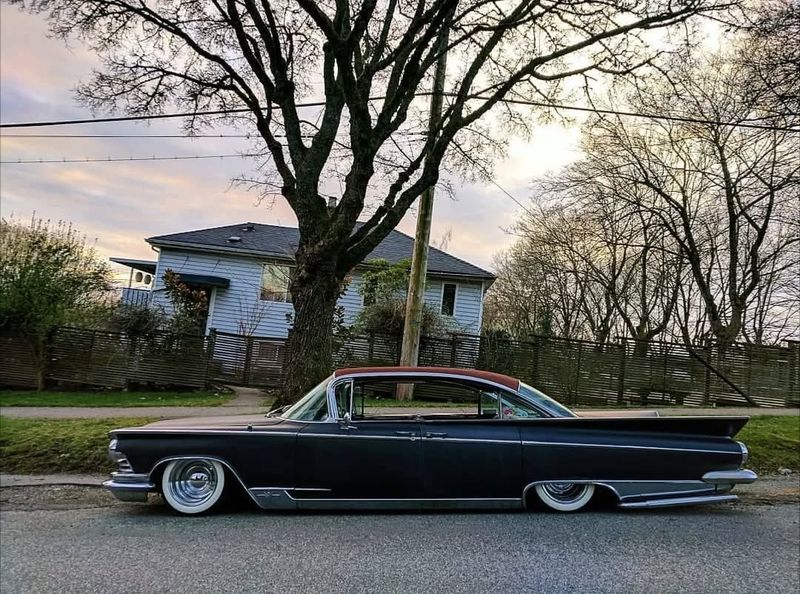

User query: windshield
[518,382,576,418]
[280,377,331,421]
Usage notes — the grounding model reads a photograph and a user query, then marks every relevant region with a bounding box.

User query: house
[112,222,495,338]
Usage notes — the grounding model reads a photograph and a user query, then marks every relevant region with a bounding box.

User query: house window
[441,283,457,316]
[260,264,292,302]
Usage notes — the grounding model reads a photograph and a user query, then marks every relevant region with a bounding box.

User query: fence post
[703,344,712,406]
[204,328,216,388]
[368,332,375,363]
[574,340,582,406]
[788,341,800,407]
[87,330,96,387]
[662,342,669,405]
[530,337,540,385]
[243,336,254,386]
[616,341,627,406]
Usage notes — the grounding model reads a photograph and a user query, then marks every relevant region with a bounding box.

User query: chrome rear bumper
[702,469,758,485]
[103,473,156,503]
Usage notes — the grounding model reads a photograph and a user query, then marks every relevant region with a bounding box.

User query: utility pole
[397,24,450,400]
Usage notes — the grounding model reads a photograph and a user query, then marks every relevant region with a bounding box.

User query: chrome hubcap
[166,460,219,508]
[542,482,588,502]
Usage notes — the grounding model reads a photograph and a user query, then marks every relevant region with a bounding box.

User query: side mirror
[341,412,352,426]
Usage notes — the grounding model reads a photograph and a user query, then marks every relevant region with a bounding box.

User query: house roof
[147,222,495,280]
[109,257,158,275]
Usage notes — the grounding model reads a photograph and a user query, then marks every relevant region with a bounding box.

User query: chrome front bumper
[103,473,156,503]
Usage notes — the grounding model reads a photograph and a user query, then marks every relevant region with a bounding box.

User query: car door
[419,389,522,502]
[294,378,423,502]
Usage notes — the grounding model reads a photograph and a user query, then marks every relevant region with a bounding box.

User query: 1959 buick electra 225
[104,367,757,515]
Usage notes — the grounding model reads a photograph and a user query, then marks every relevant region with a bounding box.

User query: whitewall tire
[534,482,595,512]
[161,459,226,515]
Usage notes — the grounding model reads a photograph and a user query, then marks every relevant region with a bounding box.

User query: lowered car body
[104,367,756,514]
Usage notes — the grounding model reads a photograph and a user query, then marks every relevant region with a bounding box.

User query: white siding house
[115,222,494,337]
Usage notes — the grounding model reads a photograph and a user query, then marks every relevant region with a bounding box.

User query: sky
[0,6,581,279]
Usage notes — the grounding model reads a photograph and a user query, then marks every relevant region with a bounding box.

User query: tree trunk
[278,254,343,406]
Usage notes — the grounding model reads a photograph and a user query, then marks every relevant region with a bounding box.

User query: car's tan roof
[333,366,520,390]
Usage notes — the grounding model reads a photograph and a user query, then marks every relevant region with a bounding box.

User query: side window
[333,380,353,418]
[260,264,292,302]
[441,283,457,316]
[351,380,401,419]
[478,392,500,418]
[498,392,544,419]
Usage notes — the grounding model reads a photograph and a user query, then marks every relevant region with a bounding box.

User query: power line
[469,95,799,133]
[0,131,426,139]
[1,133,258,138]
[1,94,797,133]
[0,153,260,164]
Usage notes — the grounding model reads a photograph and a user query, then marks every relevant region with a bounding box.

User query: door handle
[425,432,448,439]
[395,431,416,437]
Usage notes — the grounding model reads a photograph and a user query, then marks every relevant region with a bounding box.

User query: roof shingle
[147,222,494,280]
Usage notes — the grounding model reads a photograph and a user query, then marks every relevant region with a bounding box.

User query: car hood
[141,415,289,430]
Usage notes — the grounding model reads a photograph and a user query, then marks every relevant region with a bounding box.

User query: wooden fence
[0,328,209,390]
[1,328,798,408]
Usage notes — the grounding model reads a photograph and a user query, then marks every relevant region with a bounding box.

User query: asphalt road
[1,496,798,594]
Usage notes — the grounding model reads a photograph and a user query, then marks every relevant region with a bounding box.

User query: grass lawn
[737,416,800,474]
[0,390,233,408]
[0,416,156,475]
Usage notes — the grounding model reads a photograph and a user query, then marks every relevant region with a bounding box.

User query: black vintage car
[104,367,756,514]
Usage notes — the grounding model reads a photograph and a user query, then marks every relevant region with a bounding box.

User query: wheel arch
[149,455,256,505]
[522,480,621,510]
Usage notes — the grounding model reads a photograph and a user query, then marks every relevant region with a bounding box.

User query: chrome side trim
[299,432,517,445]
[300,433,411,441]
[425,437,517,445]
[521,479,728,509]
[148,455,261,508]
[293,497,522,511]
[244,487,523,511]
[112,429,298,437]
[248,488,296,510]
[702,469,758,484]
[619,494,738,509]
[521,440,735,455]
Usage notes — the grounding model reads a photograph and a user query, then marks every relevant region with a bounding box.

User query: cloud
[1,5,580,275]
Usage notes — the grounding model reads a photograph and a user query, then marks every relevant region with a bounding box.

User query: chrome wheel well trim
[149,455,259,507]
[522,480,615,509]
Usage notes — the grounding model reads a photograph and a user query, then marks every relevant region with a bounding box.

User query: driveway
[1,487,798,594]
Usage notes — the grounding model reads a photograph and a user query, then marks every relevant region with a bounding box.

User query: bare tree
[16,0,727,400]
[236,297,271,337]
[531,154,686,349]
[582,51,799,347]
[739,0,800,119]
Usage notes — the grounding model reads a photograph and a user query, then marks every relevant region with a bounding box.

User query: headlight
[108,438,133,472]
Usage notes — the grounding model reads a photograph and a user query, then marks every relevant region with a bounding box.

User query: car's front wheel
[161,459,226,515]
[534,482,595,512]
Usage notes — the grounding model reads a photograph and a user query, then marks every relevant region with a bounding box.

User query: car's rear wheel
[161,459,226,515]
[534,482,595,512]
